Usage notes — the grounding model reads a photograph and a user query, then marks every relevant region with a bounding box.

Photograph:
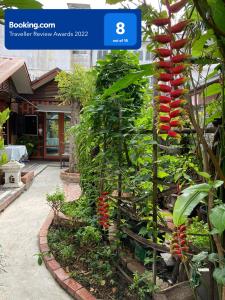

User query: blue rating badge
[104,12,141,49]
[5,9,141,50]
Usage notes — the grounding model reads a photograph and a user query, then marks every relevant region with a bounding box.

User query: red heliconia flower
[170,109,181,118]
[154,48,172,57]
[97,192,110,230]
[101,191,109,196]
[170,224,189,260]
[156,61,173,69]
[171,77,186,86]
[160,115,171,123]
[157,73,174,82]
[171,20,190,33]
[171,54,190,63]
[156,84,172,93]
[152,17,170,26]
[153,34,172,44]
[170,119,182,127]
[168,130,180,138]
[171,65,187,74]
[171,89,188,99]
[155,95,171,104]
[170,99,186,108]
[160,104,170,113]
[171,39,188,49]
[169,0,188,13]
[152,0,190,140]
[160,124,171,131]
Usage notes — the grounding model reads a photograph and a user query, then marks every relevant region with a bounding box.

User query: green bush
[47,188,65,216]
[76,226,101,246]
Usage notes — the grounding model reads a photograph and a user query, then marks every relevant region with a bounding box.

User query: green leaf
[196,171,211,180]
[106,0,124,3]
[210,204,225,235]
[202,83,222,97]
[208,0,225,35]
[213,267,225,285]
[103,64,153,98]
[213,180,224,189]
[208,253,219,263]
[181,183,211,194]
[192,251,208,263]
[192,30,214,56]
[1,0,42,9]
[173,191,208,226]
[38,256,43,266]
[157,170,169,179]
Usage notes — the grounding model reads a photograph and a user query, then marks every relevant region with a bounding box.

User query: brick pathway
[0,166,81,300]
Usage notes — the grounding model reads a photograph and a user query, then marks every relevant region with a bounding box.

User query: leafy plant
[186,217,210,250]
[129,271,157,300]
[173,180,223,226]
[46,188,65,218]
[76,226,101,246]
[56,65,96,173]
[61,195,94,224]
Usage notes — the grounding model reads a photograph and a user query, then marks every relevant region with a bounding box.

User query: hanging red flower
[170,225,189,260]
[97,192,110,229]
[151,0,190,139]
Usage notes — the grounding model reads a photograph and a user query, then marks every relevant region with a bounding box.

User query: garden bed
[47,219,139,300]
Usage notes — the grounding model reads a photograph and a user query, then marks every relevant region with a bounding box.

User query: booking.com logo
[9,21,56,30]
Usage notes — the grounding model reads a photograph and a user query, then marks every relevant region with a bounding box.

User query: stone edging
[39,211,96,300]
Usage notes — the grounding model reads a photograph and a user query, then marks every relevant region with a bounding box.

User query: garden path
[0,166,79,300]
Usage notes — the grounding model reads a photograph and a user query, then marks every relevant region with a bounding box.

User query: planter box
[60,169,80,183]
[153,281,194,300]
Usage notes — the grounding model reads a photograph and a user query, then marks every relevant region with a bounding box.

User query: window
[97,50,108,60]
[145,51,151,61]
[72,50,88,54]
[24,115,38,135]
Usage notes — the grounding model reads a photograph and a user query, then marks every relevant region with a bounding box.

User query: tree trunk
[69,100,79,173]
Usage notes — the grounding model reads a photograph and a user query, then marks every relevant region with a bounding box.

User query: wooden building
[0,58,79,161]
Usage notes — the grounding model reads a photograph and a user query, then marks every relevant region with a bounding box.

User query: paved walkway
[0,166,80,300]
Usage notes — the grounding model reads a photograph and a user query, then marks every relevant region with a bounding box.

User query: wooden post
[152,77,158,285]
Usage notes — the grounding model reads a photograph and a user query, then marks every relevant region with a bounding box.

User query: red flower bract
[154,48,172,57]
[156,61,173,69]
[170,99,186,108]
[171,20,190,33]
[153,34,172,43]
[160,104,170,113]
[169,0,188,13]
[152,17,170,26]
[171,65,187,74]
[170,109,181,118]
[160,124,170,131]
[171,89,188,99]
[171,77,186,86]
[160,115,171,122]
[156,84,172,93]
[172,54,190,63]
[155,95,172,103]
[171,39,188,49]
[158,73,174,82]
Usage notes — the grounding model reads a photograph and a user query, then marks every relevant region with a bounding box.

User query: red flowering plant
[97,192,110,230]
[151,0,190,140]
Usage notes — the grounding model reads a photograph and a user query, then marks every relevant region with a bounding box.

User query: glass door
[45,112,59,156]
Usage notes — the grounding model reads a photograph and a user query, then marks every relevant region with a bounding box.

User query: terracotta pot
[60,169,80,183]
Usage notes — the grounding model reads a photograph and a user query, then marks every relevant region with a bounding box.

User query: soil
[48,223,139,300]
